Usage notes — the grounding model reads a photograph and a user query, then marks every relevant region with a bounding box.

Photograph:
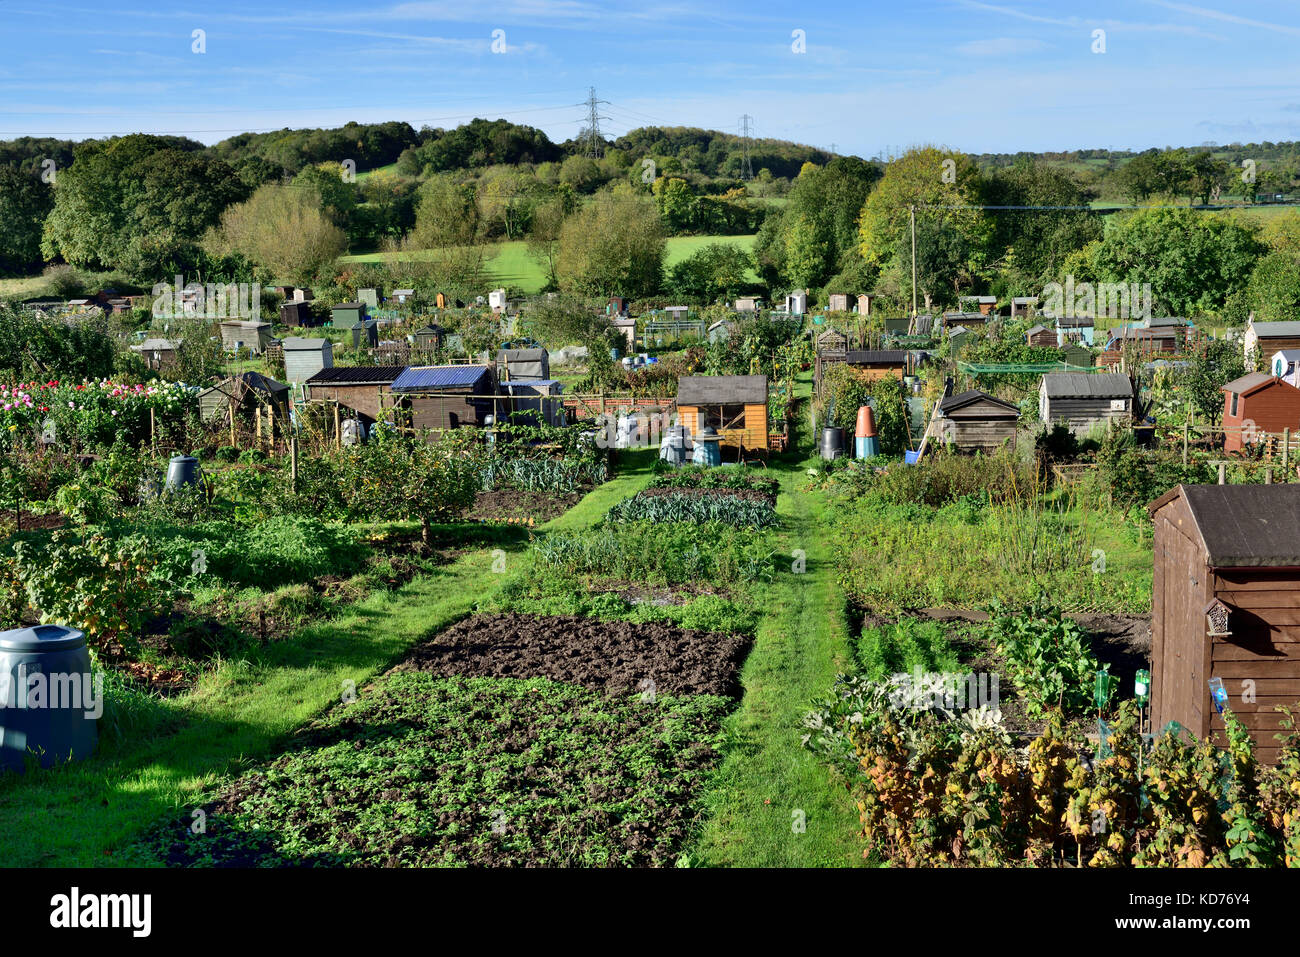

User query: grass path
[0,460,657,867]
[691,458,863,867]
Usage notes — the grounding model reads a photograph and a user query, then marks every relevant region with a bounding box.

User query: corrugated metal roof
[391,365,493,391]
[1041,372,1132,398]
[307,365,406,385]
[676,374,768,406]
[1161,484,1300,567]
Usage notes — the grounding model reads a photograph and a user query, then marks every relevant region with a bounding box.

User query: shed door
[1157,522,1205,736]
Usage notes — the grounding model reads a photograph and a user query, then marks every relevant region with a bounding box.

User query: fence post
[1182,420,1189,466]
[334,401,341,449]
[290,435,298,492]
[1218,462,1226,485]
[229,404,236,448]
[1266,466,1274,484]
[1285,428,1290,479]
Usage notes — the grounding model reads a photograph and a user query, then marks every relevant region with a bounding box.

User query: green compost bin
[0,625,98,772]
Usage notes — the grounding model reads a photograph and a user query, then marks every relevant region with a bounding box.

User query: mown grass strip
[691,457,864,867]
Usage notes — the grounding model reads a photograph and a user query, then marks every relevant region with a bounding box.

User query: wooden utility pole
[909,204,918,318]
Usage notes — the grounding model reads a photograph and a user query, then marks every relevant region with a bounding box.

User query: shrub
[14,531,172,658]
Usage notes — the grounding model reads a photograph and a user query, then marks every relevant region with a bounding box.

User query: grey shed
[282,337,334,383]
[497,347,550,381]
[1039,371,1132,435]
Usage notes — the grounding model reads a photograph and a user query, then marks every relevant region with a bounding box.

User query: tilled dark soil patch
[467,488,585,524]
[393,612,751,699]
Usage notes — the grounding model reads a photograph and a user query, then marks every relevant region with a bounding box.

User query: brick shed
[1149,484,1300,765]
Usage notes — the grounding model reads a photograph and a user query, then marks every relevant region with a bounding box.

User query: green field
[341,234,758,295]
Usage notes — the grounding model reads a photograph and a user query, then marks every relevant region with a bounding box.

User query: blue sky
[1,0,1298,156]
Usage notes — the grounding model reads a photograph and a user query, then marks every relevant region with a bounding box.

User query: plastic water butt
[0,625,98,773]
[820,426,845,461]
[692,427,722,467]
[164,455,201,491]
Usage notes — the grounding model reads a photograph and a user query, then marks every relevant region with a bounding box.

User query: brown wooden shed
[937,390,1020,451]
[1025,324,1056,348]
[844,349,909,382]
[1149,484,1300,765]
[389,364,498,433]
[1220,372,1300,453]
[675,374,769,455]
[305,366,406,423]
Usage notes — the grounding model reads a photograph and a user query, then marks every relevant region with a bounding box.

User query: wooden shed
[1055,314,1096,346]
[1245,319,1300,361]
[129,337,181,373]
[1010,296,1039,319]
[959,295,997,316]
[675,374,769,455]
[305,366,406,423]
[497,347,549,381]
[937,390,1020,451]
[844,349,909,382]
[943,311,988,331]
[1149,484,1300,765]
[331,302,368,330]
[279,300,317,327]
[814,327,849,392]
[198,372,290,427]
[282,337,333,383]
[827,293,851,313]
[1220,372,1300,453]
[1105,325,1180,354]
[389,364,498,433]
[1270,349,1300,389]
[1038,371,1133,435]
[219,320,272,355]
[412,324,444,353]
[1025,324,1056,348]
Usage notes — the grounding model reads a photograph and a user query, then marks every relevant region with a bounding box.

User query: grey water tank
[0,625,98,772]
[164,455,201,491]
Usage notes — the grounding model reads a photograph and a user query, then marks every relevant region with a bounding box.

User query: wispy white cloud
[1142,1,1300,38]
[952,0,1226,40]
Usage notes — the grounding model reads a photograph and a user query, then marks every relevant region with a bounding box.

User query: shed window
[1230,392,1239,416]
[701,404,746,430]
